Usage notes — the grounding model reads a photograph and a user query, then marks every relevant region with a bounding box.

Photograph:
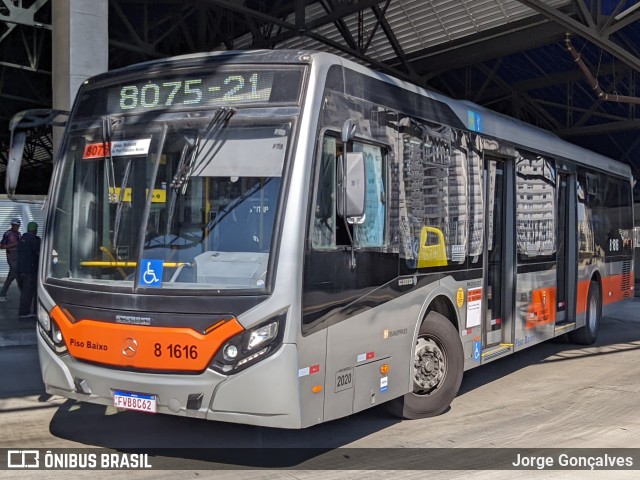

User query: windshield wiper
[166,107,235,236]
[169,107,236,194]
[102,115,118,204]
[112,159,132,250]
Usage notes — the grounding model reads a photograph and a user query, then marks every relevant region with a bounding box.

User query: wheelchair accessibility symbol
[473,340,482,362]
[139,259,163,287]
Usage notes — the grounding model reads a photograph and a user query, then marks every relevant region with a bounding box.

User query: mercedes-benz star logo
[122,338,138,357]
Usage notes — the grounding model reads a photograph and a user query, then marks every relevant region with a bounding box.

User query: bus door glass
[484,158,506,346]
[555,172,576,324]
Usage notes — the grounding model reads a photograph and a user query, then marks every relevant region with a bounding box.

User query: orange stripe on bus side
[576,273,633,313]
[50,306,244,372]
[525,286,556,329]
[601,273,632,305]
[576,279,590,315]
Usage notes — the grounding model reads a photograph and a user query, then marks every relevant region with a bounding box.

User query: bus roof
[85,49,632,180]
[332,53,633,180]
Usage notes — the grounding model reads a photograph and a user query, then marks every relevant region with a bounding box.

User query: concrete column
[52,0,108,154]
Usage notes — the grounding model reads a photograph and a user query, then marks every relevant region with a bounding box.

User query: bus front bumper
[37,332,303,429]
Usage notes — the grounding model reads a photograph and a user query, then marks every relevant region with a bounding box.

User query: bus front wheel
[389,311,463,419]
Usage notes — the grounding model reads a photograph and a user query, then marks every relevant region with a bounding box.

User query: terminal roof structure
[1,0,640,191]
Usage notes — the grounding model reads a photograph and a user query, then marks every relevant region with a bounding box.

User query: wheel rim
[587,293,598,332]
[413,335,447,396]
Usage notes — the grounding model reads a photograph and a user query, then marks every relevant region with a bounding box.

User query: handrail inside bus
[79,261,187,268]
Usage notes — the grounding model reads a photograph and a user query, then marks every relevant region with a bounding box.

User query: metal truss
[3,0,640,183]
[0,0,51,181]
[511,0,640,171]
[518,0,640,70]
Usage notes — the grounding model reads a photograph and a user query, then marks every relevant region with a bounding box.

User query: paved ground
[0,283,37,348]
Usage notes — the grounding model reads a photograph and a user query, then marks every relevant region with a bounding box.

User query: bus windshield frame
[46,65,305,294]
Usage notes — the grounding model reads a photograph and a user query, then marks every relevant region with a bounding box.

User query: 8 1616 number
[154,343,198,360]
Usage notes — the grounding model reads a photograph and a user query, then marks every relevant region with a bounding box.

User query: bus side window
[311,136,387,249]
[352,142,386,248]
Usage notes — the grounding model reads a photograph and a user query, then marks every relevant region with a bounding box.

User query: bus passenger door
[483,157,514,350]
[555,173,577,326]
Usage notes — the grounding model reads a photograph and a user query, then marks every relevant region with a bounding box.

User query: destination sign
[103,68,302,113]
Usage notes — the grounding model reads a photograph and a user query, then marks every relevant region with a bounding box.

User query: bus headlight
[37,303,50,331]
[51,322,64,344]
[223,344,239,361]
[247,321,278,350]
[37,303,68,355]
[211,314,285,374]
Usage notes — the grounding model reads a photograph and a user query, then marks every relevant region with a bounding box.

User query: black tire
[569,281,601,345]
[388,311,464,419]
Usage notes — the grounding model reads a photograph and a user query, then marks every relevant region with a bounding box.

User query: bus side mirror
[6,130,27,197]
[338,152,366,219]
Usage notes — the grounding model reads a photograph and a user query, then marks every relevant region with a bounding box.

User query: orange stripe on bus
[523,272,631,324]
[601,273,633,305]
[576,279,590,315]
[576,274,632,313]
[525,286,556,329]
[50,306,244,372]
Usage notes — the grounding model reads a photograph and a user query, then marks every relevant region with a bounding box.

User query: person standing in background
[17,222,40,318]
[0,217,22,302]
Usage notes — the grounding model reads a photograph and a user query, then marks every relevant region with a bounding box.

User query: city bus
[6,50,634,428]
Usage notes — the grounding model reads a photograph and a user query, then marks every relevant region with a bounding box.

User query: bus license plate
[113,390,157,413]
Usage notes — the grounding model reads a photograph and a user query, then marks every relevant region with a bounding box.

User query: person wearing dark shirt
[17,222,40,318]
[0,217,22,301]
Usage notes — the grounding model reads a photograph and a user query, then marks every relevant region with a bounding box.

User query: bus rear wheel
[569,281,601,345]
[389,311,463,419]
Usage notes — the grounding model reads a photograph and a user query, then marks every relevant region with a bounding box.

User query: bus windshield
[48,113,291,291]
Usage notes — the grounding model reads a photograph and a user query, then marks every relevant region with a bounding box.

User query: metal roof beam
[603,9,640,36]
[533,98,631,123]
[415,20,566,79]
[302,26,415,83]
[110,0,197,56]
[318,0,358,52]
[575,0,596,29]
[475,62,561,130]
[0,60,50,74]
[371,1,418,79]
[362,1,387,53]
[0,0,50,35]
[204,0,414,82]
[599,0,628,31]
[473,59,503,103]
[110,0,150,53]
[205,0,384,47]
[558,119,640,137]
[515,0,640,71]
[609,134,640,175]
[477,61,630,101]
